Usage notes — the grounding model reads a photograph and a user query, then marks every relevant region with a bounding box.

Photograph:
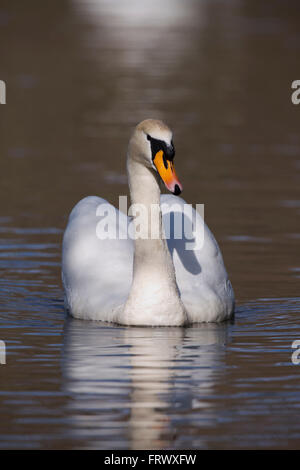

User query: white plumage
[62,119,235,325]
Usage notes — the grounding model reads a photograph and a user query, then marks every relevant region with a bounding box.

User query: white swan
[62,119,235,325]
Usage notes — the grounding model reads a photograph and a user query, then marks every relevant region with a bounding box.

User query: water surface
[0,0,300,449]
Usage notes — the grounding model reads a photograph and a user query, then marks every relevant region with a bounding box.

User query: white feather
[62,120,235,325]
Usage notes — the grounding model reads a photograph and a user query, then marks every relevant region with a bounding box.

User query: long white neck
[128,157,172,276]
[121,154,186,326]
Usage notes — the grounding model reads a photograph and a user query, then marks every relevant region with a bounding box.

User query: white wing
[62,195,234,322]
[161,194,234,322]
[62,196,133,321]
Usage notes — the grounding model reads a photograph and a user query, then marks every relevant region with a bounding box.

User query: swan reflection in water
[61,318,229,449]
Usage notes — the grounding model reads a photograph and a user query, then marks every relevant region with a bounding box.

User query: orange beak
[153,150,183,195]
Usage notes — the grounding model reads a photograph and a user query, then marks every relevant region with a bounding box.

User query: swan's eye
[146,134,151,141]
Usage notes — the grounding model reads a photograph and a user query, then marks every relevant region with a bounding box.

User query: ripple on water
[0,219,300,449]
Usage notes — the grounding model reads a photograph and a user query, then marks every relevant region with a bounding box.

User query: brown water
[0,0,300,449]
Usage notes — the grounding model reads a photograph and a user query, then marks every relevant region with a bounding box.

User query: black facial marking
[147,134,175,162]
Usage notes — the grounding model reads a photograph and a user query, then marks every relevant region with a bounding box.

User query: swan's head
[128,119,183,195]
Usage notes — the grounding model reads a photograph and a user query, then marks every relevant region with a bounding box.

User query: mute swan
[62,119,235,325]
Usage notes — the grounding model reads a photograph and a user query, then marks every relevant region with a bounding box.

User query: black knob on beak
[165,142,175,161]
